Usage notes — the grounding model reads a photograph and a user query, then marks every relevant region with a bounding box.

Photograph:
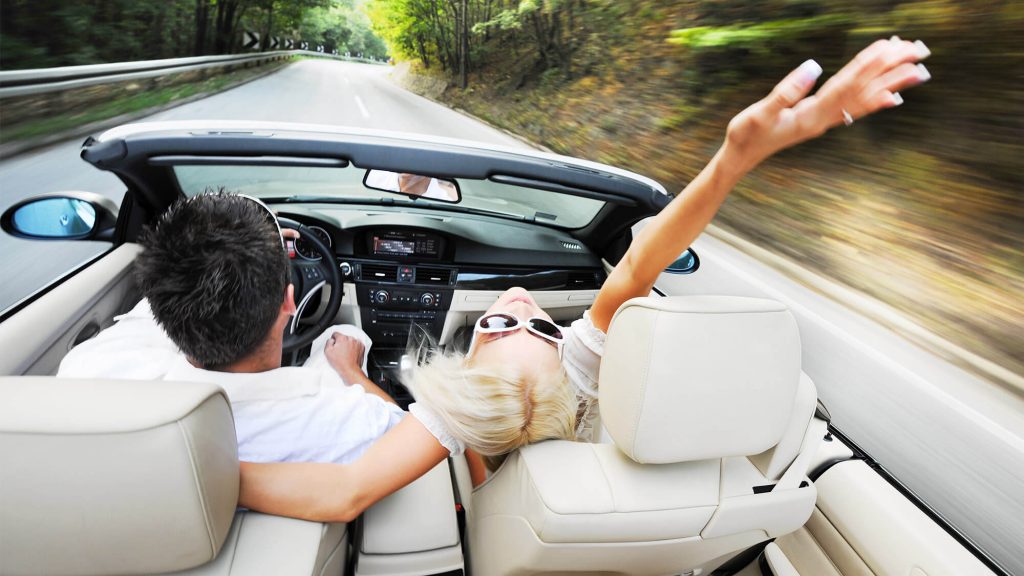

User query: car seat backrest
[599,295,802,463]
[0,377,238,576]
[469,296,820,576]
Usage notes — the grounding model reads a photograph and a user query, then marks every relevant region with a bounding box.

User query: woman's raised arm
[590,38,931,332]
[239,414,450,522]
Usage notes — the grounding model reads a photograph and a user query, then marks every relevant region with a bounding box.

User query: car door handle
[71,321,101,347]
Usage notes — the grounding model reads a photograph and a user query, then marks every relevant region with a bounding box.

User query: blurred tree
[0,0,383,68]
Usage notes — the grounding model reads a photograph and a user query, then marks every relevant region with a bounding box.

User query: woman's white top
[409,310,607,456]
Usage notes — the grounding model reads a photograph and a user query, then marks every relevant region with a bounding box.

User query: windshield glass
[173,164,605,229]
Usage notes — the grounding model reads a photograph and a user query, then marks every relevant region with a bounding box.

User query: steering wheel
[279,218,343,353]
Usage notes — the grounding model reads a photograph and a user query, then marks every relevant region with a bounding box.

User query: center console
[350,229,456,407]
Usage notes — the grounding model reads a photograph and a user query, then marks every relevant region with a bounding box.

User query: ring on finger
[842,109,854,126]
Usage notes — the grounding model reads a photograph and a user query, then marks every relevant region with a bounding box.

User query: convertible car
[0,122,1000,576]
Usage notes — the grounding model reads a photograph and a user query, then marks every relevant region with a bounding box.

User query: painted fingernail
[916,63,931,81]
[797,59,823,87]
[914,40,931,59]
[891,92,904,106]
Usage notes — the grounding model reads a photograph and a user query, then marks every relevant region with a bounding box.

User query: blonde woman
[240,37,932,522]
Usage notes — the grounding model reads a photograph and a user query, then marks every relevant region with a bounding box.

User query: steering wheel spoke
[279,218,343,353]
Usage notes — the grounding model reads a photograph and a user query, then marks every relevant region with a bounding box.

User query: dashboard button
[420,293,436,307]
[373,290,391,305]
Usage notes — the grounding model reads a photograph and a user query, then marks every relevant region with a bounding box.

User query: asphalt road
[0,59,525,314]
[1,59,1021,573]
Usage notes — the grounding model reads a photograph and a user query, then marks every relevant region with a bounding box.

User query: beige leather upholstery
[773,460,997,576]
[0,377,238,576]
[750,373,817,481]
[358,461,464,575]
[172,512,347,576]
[0,377,348,576]
[469,296,819,576]
[600,296,801,463]
[0,244,141,376]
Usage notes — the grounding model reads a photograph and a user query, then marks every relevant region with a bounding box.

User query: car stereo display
[374,238,415,255]
[371,231,441,257]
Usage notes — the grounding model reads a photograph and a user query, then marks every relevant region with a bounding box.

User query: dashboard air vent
[561,241,584,251]
[416,267,453,285]
[567,271,598,289]
[360,263,398,282]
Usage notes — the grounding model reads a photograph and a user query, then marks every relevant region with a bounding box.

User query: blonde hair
[404,343,577,468]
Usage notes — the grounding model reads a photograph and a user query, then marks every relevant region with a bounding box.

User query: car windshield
[173,164,605,229]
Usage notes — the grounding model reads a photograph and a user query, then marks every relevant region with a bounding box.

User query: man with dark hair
[135,193,292,371]
[59,192,403,465]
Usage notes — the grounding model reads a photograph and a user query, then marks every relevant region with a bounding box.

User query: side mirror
[1,192,118,241]
[664,248,700,274]
[363,169,461,203]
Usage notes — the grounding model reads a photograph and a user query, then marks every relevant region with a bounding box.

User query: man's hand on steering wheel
[279,219,344,354]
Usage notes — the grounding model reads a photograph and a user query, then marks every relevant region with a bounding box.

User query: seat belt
[773,417,827,491]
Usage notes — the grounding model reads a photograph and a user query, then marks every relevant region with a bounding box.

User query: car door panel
[774,460,995,576]
[0,244,140,376]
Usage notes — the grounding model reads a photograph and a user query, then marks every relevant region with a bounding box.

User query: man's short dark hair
[135,192,289,370]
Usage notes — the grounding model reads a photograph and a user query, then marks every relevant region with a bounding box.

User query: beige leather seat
[0,377,346,576]
[468,296,825,576]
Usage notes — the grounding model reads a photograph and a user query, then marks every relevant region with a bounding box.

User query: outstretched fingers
[764,59,824,114]
[817,37,931,126]
[722,37,932,170]
[865,61,931,106]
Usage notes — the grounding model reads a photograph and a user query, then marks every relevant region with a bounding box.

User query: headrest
[0,377,238,576]
[599,296,801,464]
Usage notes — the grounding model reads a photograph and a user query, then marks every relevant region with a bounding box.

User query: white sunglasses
[467,312,565,359]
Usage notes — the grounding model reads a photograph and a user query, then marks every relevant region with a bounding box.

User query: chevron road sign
[286,39,295,49]
[242,31,259,50]
[301,41,309,50]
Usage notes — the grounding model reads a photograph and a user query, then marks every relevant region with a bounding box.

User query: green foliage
[408,0,1023,378]
[668,14,849,51]
[298,2,388,57]
[369,0,597,79]
[0,0,387,69]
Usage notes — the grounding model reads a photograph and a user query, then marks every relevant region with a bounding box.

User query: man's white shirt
[58,300,405,465]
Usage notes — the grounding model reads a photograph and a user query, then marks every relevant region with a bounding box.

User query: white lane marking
[354,94,370,118]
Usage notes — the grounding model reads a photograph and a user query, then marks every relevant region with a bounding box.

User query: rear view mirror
[665,248,700,274]
[1,192,118,240]
[363,169,461,203]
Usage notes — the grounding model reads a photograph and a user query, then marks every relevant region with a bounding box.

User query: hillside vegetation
[375,0,1023,380]
[0,0,387,69]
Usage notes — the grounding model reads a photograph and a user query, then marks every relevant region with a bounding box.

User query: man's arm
[239,414,449,522]
[325,332,396,405]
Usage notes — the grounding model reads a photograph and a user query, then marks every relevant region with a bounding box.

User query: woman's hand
[725,37,931,172]
[591,38,933,333]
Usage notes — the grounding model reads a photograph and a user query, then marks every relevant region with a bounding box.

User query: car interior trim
[827,426,1008,575]
[489,174,640,206]
[148,155,350,167]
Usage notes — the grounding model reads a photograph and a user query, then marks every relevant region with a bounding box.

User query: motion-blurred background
[3,0,1019,381]
[2,1,1023,573]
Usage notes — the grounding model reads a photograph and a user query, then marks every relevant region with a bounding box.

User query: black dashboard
[279,205,607,406]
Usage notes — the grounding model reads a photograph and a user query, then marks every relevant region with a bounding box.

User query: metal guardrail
[0,50,383,99]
